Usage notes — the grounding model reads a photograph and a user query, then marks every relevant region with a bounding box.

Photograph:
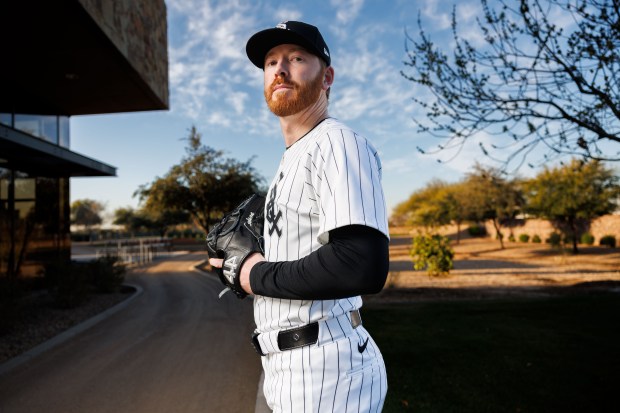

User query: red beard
[264,69,325,117]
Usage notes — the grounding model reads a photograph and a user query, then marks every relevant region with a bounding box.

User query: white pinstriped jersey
[256,118,389,413]
[255,117,389,333]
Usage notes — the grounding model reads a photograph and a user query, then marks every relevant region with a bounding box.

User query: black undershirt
[249,225,389,300]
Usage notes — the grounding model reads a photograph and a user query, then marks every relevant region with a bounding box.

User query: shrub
[545,232,562,247]
[600,235,616,248]
[580,233,595,246]
[532,234,541,243]
[89,256,126,293]
[467,225,487,237]
[410,234,454,277]
[45,260,89,309]
[519,234,530,243]
[508,234,516,242]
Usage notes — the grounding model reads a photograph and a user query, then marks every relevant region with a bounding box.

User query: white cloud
[226,90,249,114]
[330,0,364,24]
[166,0,263,125]
[419,0,452,31]
[206,111,232,127]
[274,9,303,22]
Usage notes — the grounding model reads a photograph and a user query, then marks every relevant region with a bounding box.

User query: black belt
[251,310,362,356]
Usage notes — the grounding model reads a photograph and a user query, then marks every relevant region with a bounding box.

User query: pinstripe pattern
[256,118,388,412]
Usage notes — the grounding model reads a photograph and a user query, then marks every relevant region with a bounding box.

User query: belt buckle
[350,309,362,329]
[251,331,266,356]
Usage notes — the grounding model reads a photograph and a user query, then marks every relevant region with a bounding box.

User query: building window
[14,114,59,145]
[0,113,11,126]
[0,168,70,278]
[59,116,70,148]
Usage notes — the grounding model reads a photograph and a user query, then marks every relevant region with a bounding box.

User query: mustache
[269,78,297,93]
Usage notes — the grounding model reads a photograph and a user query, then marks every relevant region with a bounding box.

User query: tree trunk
[570,218,579,254]
[492,218,504,249]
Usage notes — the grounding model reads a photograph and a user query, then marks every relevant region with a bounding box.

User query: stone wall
[79,0,169,107]
[482,215,620,243]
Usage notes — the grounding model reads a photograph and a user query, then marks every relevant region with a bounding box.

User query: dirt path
[366,236,620,303]
[0,253,261,413]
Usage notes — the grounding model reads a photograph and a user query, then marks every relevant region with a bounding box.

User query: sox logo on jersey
[266,172,283,237]
[255,118,389,412]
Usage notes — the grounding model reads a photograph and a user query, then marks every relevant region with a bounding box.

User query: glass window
[0,172,7,200]
[0,170,70,278]
[14,114,59,144]
[59,116,70,148]
[14,114,40,137]
[41,116,58,143]
[14,178,36,199]
[15,201,35,219]
[0,113,11,126]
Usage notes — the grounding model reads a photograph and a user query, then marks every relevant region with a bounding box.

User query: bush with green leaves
[508,234,516,242]
[410,234,454,276]
[532,234,542,243]
[599,235,616,248]
[467,225,486,237]
[44,257,126,308]
[580,233,595,246]
[89,256,126,293]
[45,260,89,309]
[546,232,562,247]
[518,234,530,243]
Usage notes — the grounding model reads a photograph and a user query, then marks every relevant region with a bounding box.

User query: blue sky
[69,0,514,223]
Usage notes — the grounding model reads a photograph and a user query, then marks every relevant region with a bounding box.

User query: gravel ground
[0,290,132,365]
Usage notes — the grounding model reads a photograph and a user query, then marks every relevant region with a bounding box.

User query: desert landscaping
[368,229,620,303]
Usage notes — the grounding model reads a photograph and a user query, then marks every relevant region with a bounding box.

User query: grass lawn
[363,292,620,413]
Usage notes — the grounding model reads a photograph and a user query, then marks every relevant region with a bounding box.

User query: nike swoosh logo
[358,338,369,353]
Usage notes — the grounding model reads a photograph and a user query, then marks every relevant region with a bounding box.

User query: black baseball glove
[206,194,266,299]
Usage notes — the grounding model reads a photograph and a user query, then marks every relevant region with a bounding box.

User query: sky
[69,0,523,223]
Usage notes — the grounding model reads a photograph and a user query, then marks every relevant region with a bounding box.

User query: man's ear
[323,66,335,90]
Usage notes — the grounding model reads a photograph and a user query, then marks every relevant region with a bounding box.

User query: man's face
[263,44,326,117]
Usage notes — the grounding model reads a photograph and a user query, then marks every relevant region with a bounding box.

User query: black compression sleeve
[249,225,389,300]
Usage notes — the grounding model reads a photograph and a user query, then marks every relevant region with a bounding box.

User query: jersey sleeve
[310,127,389,244]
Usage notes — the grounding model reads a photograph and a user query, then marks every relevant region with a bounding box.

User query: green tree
[113,207,183,237]
[441,182,470,244]
[392,180,453,229]
[461,164,524,249]
[112,207,136,232]
[392,180,470,244]
[402,0,620,168]
[524,159,620,253]
[71,199,104,229]
[135,126,264,234]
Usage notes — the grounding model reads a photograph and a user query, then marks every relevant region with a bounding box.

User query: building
[0,0,168,279]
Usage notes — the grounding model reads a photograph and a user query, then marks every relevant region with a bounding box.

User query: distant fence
[95,237,172,266]
[390,214,620,243]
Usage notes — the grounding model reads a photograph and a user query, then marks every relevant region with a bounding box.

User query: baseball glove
[206,194,266,299]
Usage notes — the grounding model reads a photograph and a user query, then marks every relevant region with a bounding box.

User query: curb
[191,260,270,413]
[0,284,143,377]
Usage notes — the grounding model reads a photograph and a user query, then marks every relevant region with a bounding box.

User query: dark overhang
[0,1,169,116]
[0,125,116,177]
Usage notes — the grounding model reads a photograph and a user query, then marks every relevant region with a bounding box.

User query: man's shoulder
[313,118,368,145]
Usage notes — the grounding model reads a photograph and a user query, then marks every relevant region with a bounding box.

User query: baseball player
[210,21,389,412]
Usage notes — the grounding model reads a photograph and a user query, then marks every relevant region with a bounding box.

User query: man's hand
[206,194,266,299]
[209,252,265,295]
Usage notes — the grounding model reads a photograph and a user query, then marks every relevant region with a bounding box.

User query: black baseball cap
[246,21,331,69]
